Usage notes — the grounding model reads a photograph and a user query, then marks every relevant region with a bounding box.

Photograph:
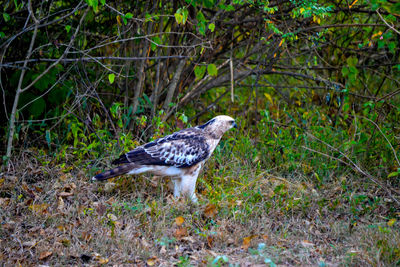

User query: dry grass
[1,154,399,266]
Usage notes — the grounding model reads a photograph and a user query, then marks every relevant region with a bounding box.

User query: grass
[1,142,399,266]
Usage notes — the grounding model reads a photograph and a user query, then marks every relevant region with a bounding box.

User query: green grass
[1,132,399,265]
[1,108,399,265]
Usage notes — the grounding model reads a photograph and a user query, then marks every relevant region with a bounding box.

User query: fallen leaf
[98,257,109,264]
[29,203,50,214]
[204,204,218,218]
[60,238,71,247]
[174,227,188,239]
[387,218,396,227]
[0,198,10,207]
[104,182,116,192]
[301,240,315,247]
[58,191,73,197]
[241,235,256,250]
[160,246,166,254]
[147,256,158,266]
[107,213,117,221]
[96,203,106,216]
[207,236,214,248]
[175,216,185,226]
[81,231,92,242]
[93,253,109,264]
[34,186,43,192]
[59,173,69,181]
[57,197,64,211]
[39,251,52,260]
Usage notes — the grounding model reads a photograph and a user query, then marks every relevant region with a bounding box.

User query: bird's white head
[198,115,237,138]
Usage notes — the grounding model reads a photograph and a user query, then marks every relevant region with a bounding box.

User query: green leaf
[182,8,188,24]
[28,97,46,117]
[196,11,206,23]
[150,36,161,51]
[388,41,396,53]
[0,32,5,38]
[196,11,207,35]
[100,0,105,5]
[203,0,214,8]
[207,63,218,76]
[108,73,115,84]
[341,66,349,76]
[377,40,385,49]
[198,22,206,35]
[174,12,183,24]
[3,13,10,22]
[145,13,153,22]
[346,57,358,67]
[65,25,71,33]
[388,172,399,178]
[208,23,215,32]
[125,12,133,19]
[86,0,99,12]
[45,130,51,148]
[194,65,206,80]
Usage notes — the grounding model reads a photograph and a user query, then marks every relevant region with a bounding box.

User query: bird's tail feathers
[92,163,136,181]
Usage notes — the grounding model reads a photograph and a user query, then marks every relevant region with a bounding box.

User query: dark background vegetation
[1,0,399,265]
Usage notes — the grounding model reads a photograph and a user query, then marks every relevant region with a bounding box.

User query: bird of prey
[92,115,237,202]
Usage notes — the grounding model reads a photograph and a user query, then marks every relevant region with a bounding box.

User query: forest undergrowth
[1,113,399,266]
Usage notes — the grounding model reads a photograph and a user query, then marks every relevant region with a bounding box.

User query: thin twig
[376,9,400,35]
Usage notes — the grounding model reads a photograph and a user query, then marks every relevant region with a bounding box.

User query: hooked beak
[232,122,238,129]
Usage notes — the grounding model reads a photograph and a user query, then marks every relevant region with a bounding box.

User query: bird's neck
[203,127,224,140]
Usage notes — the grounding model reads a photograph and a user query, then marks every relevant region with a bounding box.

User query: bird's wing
[112,129,210,168]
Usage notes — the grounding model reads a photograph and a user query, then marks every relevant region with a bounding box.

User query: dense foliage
[1,0,399,187]
[0,0,399,265]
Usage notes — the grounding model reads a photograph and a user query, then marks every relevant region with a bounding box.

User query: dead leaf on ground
[34,186,43,192]
[204,204,218,218]
[207,235,214,248]
[104,182,116,192]
[242,235,256,250]
[29,203,50,214]
[93,253,109,264]
[58,191,73,197]
[0,198,10,207]
[174,227,188,239]
[81,231,92,242]
[301,240,315,247]
[175,216,185,226]
[98,257,109,264]
[107,213,117,221]
[160,246,167,254]
[147,256,158,266]
[95,204,106,216]
[57,197,64,211]
[387,218,396,227]
[39,251,52,260]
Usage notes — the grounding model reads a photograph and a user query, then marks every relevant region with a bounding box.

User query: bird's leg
[172,178,182,198]
[181,173,200,203]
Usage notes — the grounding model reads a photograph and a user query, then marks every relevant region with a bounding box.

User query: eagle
[92,115,237,202]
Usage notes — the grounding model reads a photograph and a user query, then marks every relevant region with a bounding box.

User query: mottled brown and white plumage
[92,115,237,202]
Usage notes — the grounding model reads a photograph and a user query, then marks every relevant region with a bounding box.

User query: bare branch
[163,59,186,111]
